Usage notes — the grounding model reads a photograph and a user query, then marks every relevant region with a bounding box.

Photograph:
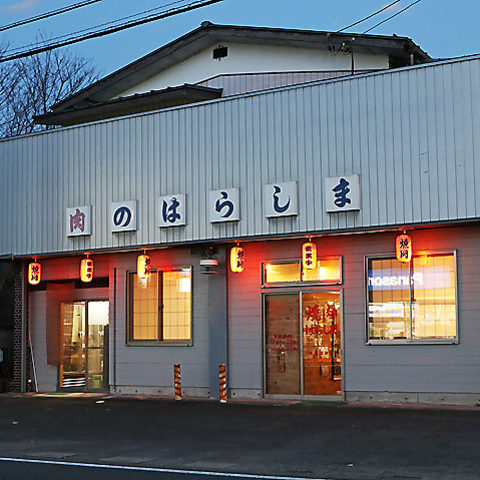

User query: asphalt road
[1,395,480,480]
[0,458,317,480]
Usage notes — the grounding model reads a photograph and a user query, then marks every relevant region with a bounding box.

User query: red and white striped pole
[219,364,227,403]
[174,363,182,401]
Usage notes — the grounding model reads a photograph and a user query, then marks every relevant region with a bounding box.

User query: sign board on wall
[265,181,298,218]
[159,194,186,227]
[210,188,240,223]
[66,206,92,237]
[325,175,361,213]
[110,201,137,232]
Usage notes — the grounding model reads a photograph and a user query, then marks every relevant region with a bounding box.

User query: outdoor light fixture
[230,244,245,273]
[28,259,41,285]
[396,232,412,263]
[137,251,151,280]
[80,255,94,283]
[199,258,218,274]
[302,240,317,270]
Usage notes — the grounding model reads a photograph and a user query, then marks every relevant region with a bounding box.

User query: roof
[36,22,431,126]
[34,84,222,126]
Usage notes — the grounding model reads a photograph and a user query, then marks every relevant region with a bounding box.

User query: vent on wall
[213,45,228,60]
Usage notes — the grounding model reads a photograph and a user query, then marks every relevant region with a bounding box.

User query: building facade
[2,24,480,405]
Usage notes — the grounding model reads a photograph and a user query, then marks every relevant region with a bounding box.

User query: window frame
[365,250,458,345]
[261,256,343,288]
[126,266,193,347]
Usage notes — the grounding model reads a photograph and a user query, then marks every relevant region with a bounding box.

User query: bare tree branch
[0,32,99,138]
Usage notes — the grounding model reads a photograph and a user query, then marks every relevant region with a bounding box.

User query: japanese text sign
[66,206,92,237]
[325,175,360,212]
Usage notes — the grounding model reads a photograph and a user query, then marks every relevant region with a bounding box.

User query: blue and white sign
[66,205,92,237]
[210,188,240,223]
[325,175,361,213]
[159,194,186,228]
[265,181,298,218]
[110,201,137,232]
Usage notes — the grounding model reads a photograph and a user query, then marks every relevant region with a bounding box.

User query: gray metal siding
[228,227,480,396]
[197,71,371,96]
[110,249,211,392]
[2,56,480,256]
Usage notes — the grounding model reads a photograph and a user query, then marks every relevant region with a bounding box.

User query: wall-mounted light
[28,258,41,285]
[396,232,412,263]
[230,244,245,273]
[302,240,317,270]
[137,251,151,280]
[199,258,218,274]
[80,255,94,283]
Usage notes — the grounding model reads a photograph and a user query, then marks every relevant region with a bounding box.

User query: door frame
[58,298,110,393]
[262,288,345,401]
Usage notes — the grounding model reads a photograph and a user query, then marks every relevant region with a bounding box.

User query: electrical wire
[0,0,102,33]
[0,0,223,63]
[363,0,423,34]
[4,0,194,54]
[337,0,401,33]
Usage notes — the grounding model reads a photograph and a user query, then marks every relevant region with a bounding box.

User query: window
[367,252,457,343]
[128,268,192,344]
[263,257,342,286]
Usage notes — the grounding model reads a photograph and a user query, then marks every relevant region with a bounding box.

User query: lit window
[367,253,457,343]
[128,268,192,344]
[263,257,342,285]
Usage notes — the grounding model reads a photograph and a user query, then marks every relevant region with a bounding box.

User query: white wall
[117,43,389,97]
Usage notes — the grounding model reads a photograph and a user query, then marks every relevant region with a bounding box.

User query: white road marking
[0,457,331,480]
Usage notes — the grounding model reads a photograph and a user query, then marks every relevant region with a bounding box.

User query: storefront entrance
[60,300,109,392]
[264,291,341,397]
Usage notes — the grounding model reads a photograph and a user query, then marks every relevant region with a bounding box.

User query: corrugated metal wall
[2,56,480,256]
[228,227,480,400]
[197,71,371,96]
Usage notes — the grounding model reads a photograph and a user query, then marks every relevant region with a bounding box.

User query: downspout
[20,262,26,392]
[113,267,117,393]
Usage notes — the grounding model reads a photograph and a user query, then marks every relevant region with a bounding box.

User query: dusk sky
[1,0,479,76]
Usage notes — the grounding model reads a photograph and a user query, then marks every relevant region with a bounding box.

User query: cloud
[0,0,40,16]
[383,1,403,13]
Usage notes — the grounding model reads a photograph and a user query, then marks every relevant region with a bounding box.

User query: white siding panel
[2,57,480,256]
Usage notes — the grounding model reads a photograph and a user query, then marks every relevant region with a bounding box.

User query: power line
[337,1,401,33]
[4,0,191,54]
[0,0,223,63]
[363,0,423,34]
[0,0,102,33]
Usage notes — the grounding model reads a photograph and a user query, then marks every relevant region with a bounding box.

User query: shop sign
[110,201,137,232]
[66,205,92,237]
[264,181,298,218]
[325,175,360,212]
[159,194,186,227]
[368,268,451,290]
[210,188,240,223]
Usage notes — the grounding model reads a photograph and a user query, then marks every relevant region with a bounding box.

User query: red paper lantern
[28,261,41,285]
[302,242,317,270]
[230,246,245,273]
[396,234,412,263]
[80,258,94,283]
[137,254,151,280]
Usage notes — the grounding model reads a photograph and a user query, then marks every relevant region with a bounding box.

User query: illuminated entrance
[60,301,109,391]
[264,291,342,397]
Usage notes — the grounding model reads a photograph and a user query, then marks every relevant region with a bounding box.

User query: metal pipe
[113,267,117,393]
[20,262,26,392]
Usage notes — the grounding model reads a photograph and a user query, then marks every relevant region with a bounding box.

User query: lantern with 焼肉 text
[230,246,245,273]
[302,241,317,270]
[137,254,151,280]
[396,234,412,263]
[28,260,41,285]
[80,258,94,283]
